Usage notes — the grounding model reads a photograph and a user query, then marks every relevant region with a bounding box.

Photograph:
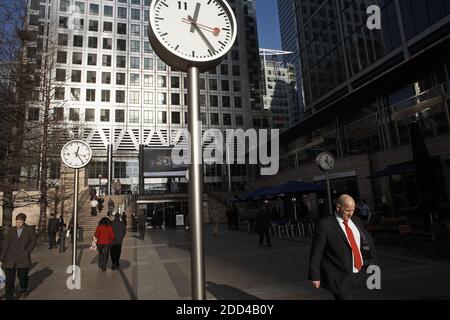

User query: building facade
[27,0,268,194]
[249,0,450,222]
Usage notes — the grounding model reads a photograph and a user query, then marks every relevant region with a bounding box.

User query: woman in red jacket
[94,217,115,271]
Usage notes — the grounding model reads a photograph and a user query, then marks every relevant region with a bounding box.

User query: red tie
[343,220,363,271]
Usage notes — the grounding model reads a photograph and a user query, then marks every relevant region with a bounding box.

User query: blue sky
[255,0,282,50]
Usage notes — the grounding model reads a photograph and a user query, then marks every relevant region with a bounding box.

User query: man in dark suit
[308,194,377,300]
[256,203,271,247]
[0,213,37,300]
[47,214,60,249]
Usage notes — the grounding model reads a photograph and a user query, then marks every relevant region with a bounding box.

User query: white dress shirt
[335,214,362,273]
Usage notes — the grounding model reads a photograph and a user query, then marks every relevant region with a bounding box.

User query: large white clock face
[61,140,92,169]
[316,152,335,171]
[150,0,237,62]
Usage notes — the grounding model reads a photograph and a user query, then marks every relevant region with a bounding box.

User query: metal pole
[293,199,297,221]
[188,66,205,300]
[72,168,79,279]
[326,171,333,215]
[108,144,113,195]
[226,142,232,192]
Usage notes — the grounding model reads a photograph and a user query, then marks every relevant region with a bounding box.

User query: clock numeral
[178,1,188,10]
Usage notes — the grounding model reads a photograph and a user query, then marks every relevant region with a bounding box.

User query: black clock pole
[72,168,79,279]
[326,171,333,215]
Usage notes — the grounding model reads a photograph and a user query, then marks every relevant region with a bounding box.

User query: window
[116,73,125,85]
[89,20,98,31]
[28,108,39,121]
[171,77,180,88]
[130,57,140,69]
[87,53,97,66]
[220,64,228,75]
[210,95,218,107]
[144,42,152,53]
[131,40,140,52]
[56,69,66,81]
[131,8,140,20]
[118,7,127,19]
[211,113,219,125]
[233,81,241,92]
[103,21,113,32]
[130,91,139,104]
[144,58,153,70]
[60,0,70,12]
[103,38,112,49]
[74,18,84,30]
[232,65,240,76]
[85,109,95,122]
[72,52,82,64]
[235,115,243,126]
[54,108,64,121]
[129,110,139,123]
[86,71,96,83]
[56,51,67,63]
[102,55,111,67]
[101,90,110,102]
[158,111,167,124]
[102,72,111,84]
[232,50,239,61]
[157,59,166,71]
[104,5,113,17]
[209,79,218,91]
[144,75,153,87]
[200,94,206,107]
[158,76,167,87]
[100,109,110,122]
[114,162,127,179]
[130,74,139,86]
[223,113,231,126]
[55,88,65,100]
[158,93,167,105]
[71,70,81,82]
[221,80,229,91]
[73,35,83,47]
[75,1,85,14]
[143,110,153,124]
[200,78,206,90]
[132,0,140,5]
[170,93,179,106]
[201,113,206,125]
[234,96,242,108]
[69,108,80,121]
[116,56,126,68]
[89,4,99,15]
[222,96,230,108]
[70,88,80,101]
[58,33,68,46]
[115,109,125,123]
[143,92,153,104]
[86,89,95,101]
[117,39,126,51]
[88,36,98,48]
[171,112,180,124]
[88,162,108,179]
[131,24,140,36]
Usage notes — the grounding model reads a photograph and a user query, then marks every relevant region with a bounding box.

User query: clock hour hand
[187,15,216,54]
[190,2,201,33]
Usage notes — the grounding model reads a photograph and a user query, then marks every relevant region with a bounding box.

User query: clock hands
[190,2,201,33]
[182,18,221,36]
[187,15,216,54]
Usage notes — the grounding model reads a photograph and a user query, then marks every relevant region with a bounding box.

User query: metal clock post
[148,0,237,300]
[316,152,335,216]
[61,140,92,279]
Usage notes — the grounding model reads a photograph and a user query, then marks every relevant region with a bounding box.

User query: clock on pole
[316,152,335,216]
[149,0,237,300]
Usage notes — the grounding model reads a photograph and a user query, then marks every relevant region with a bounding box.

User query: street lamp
[292,197,297,221]
[98,174,102,196]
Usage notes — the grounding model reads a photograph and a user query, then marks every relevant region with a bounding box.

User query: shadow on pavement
[207,281,261,300]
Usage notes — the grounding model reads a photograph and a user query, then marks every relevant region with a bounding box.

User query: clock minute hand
[190,2,201,33]
[187,15,216,54]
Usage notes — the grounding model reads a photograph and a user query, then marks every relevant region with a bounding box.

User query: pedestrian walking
[211,206,220,237]
[97,196,104,213]
[90,198,99,217]
[115,179,122,195]
[107,198,115,217]
[0,213,37,300]
[137,213,146,240]
[256,203,271,247]
[110,214,126,269]
[309,194,377,300]
[121,212,128,228]
[47,214,60,249]
[94,217,115,271]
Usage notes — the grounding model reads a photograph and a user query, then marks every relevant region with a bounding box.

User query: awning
[368,161,414,179]
[264,180,325,196]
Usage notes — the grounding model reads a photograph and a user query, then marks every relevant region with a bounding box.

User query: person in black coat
[255,204,271,247]
[0,213,37,300]
[47,214,60,249]
[308,194,377,300]
[110,214,126,269]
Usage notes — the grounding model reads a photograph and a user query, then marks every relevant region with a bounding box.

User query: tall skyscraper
[26,0,266,193]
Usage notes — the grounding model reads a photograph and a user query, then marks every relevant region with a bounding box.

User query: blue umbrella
[264,180,325,197]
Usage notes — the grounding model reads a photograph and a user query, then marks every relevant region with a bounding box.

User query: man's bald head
[336,194,356,221]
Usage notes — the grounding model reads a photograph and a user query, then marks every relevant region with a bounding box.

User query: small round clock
[61,140,92,169]
[148,0,238,72]
[316,152,335,171]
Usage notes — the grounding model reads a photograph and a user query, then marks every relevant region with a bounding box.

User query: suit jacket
[308,215,377,295]
[0,224,37,269]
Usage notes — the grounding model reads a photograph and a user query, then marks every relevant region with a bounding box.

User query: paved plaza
[1,225,450,300]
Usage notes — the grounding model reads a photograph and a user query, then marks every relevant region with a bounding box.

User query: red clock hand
[182,18,221,36]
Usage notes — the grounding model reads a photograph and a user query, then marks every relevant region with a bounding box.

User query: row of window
[59,1,149,19]
[54,87,244,108]
[57,34,153,52]
[52,108,246,126]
